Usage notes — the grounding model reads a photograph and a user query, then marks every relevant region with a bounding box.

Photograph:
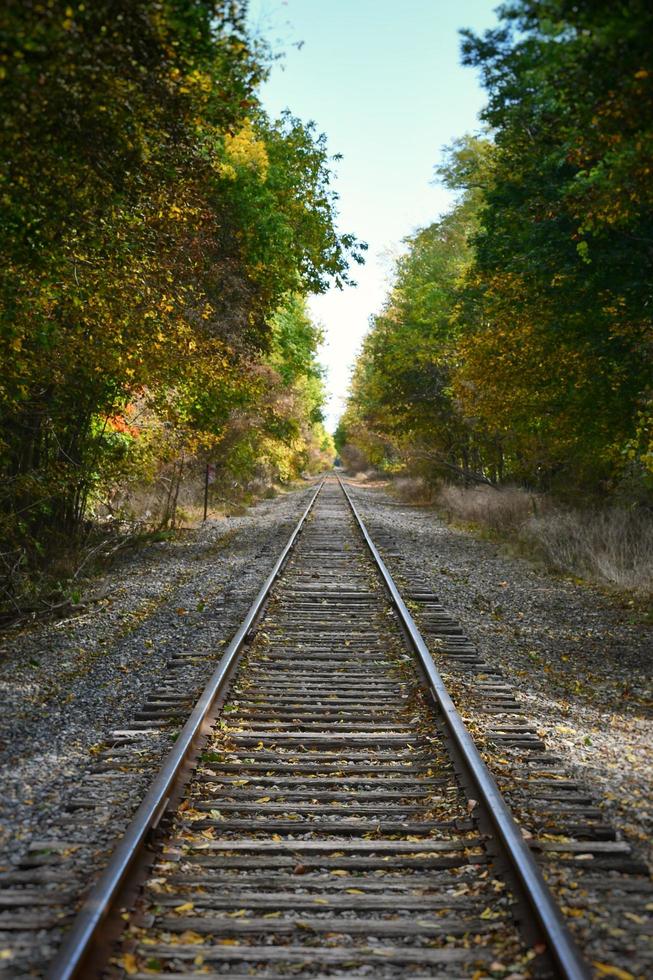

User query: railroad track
[4,476,649,977]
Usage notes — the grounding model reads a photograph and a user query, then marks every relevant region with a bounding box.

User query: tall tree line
[338,0,652,499]
[0,1,363,584]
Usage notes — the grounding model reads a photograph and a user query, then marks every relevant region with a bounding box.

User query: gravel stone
[0,484,315,870]
[347,478,653,869]
[1,475,650,976]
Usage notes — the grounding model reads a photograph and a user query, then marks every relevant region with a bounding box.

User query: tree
[0,0,362,593]
[343,1,653,498]
[340,138,499,483]
[457,0,653,490]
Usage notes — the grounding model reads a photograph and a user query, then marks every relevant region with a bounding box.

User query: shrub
[436,484,545,533]
[393,476,436,505]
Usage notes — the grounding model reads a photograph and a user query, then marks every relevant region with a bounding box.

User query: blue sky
[247,0,500,430]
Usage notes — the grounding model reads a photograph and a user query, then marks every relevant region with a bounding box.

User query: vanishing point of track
[47,476,591,979]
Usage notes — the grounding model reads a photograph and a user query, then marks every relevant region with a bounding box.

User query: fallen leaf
[119,953,138,976]
[480,907,499,920]
[592,964,635,980]
[173,902,194,914]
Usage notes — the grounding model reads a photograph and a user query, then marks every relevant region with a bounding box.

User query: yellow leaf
[592,964,635,980]
[624,912,645,925]
[217,938,240,946]
[255,796,271,803]
[173,902,194,914]
[330,870,347,876]
[119,953,138,976]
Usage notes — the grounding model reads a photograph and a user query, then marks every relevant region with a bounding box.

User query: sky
[247,0,501,431]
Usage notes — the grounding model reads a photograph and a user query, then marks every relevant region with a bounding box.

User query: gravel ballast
[347,478,653,869]
[1,474,651,976]
[0,484,315,871]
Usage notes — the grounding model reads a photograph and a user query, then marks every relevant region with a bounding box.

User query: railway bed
[1,477,650,978]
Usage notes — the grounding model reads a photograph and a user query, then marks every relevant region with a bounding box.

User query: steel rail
[338,476,591,980]
[47,479,325,980]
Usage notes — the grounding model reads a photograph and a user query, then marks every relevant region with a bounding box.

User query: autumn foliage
[0,1,363,601]
[339,0,652,500]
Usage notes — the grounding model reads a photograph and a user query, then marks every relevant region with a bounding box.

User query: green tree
[343,1,653,497]
[0,0,362,587]
[340,137,498,483]
[458,0,653,490]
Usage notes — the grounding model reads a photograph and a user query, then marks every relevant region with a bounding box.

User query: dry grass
[345,468,386,486]
[436,483,546,533]
[435,483,653,594]
[100,469,288,528]
[523,508,653,592]
[392,476,436,505]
